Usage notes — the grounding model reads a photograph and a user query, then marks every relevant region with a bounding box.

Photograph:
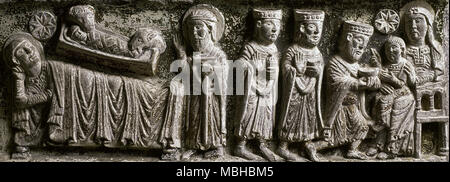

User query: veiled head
[3,33,44,75]
[182,4,225,52]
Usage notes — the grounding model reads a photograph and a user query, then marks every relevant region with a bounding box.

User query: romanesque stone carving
[277,9,324,162]
[366,36,416,159]
[46,58,169,148]
[28,11,57,41]
[400,0,448,158]
[234,8,282,162]
[402,1,445,85]
[0,0,448,162]
[2,33,52,159]
[159,35,188,161]
[174,4,229,160]
[57,5,166,75]
[3,5,170,159]
[304,21,381,161]
[374,9,400,34]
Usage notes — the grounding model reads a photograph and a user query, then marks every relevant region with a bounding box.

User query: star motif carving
[28,11,57,41]
[374,9,399,34]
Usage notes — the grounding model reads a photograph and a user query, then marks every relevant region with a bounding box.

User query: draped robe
[405,44,444,85]
[184,46,229,150]
[234,41,279,140]
[12,61,51,147]
[323,55,377,145]
[278,45,323,142]
[373,59,416,156]
[47,60,168,148]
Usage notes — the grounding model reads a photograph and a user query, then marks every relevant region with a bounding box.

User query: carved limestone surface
[57,5,166,75]
[303,20,381,162]
[277,9,325,162]
[400,0,448,158]
[0,0,448,162]
[368,36,416,159]
[2,32,52,159]
[233,8,282,162]
[374,9,400,34]
[28,11,57,41]
[3,5,171,159]
[175,4,230,160]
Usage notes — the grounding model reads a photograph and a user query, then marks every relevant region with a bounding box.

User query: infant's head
[68,5,96,31]
[384,36,406,64]
[129,27,166,58]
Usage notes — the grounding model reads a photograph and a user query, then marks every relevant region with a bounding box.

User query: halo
[2,32,45,66]
[400,0,435,24]
[182,4,225,42]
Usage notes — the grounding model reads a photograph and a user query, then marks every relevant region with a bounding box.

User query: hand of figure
[366,76,381,89]
[389,72,404,88]
[202,63,213,75]
[358,77,368,88]
[404,65,416,82]
[369,48,382,68]
[380,84,394,95]
[379,70,392,82]
[256,87,268,96]
[305,66,319,77]
[295,64,302,74]
[173,34,186,59]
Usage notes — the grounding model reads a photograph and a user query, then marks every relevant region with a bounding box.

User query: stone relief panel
[374,9,400,35]
[277,9,325,162]
[58,5,166,75]
[177,4,229,160]
[400,0,448,158]
[234,8,282,162]
[28,11,57,41]
[0,0,448,162]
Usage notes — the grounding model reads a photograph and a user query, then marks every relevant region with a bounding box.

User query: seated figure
[367,36,416,159]
[3,29,169,158]
[2,33,53,159]
[402,1,444,85]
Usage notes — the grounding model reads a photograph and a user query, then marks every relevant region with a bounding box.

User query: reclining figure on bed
[63,5,165,75]
[3,6,169,159]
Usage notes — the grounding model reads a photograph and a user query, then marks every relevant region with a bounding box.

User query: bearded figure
[173,4,229,160]
[305,21,381,161]
[234,9,282,162]
[277,10,325,162]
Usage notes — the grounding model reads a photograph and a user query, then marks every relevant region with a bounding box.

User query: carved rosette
[374,9,400,34]
[28,11,57,41]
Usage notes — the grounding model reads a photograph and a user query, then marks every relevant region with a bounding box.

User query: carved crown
[406,6,434,24]
[343,21,374,36]
[253,9,282,20]
[190,10,218,22]
[294,9,325,21]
